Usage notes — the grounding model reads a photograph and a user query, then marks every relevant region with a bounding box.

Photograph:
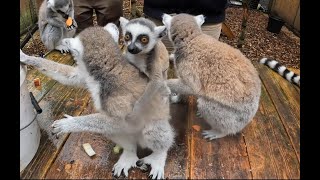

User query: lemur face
[120,17,166,55]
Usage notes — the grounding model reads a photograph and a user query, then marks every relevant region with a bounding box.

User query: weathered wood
[187,96,252,179]
[257,64,300,160]
[46,102,189,179]
[270,67,300,120]
[20,84,91,179]
[20,51,90,179]
[242,85,300,179]
[25,51,74,101]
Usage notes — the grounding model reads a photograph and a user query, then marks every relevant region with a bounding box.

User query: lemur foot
[202,130,227,140]
[55,44,69,54]
[169,93,181,104]
[136,153,166,179]
[51,114,74,138]
[112,150,139,177]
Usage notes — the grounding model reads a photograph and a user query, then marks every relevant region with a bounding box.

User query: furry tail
[259,58,300,86]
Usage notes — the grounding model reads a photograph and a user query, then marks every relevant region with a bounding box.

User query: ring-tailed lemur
[162,13,262,140]
[259,58,300,86]
[119,17,169,80]
[20,24,173,179]
[38,0,77,53]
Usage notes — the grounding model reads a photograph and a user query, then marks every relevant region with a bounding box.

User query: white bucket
[20,65,41,172]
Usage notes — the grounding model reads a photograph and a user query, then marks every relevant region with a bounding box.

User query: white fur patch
[86,75,102,111]
[194,14,205,27]
[285,71,294,82]
[268,60,278,68]
[162,14,172,28]
[293,76,300,84]
[104,23,119,44]
[47,0,55,8]
[119,17,129,35]
[278,66,286,76]
[259,58,267,64]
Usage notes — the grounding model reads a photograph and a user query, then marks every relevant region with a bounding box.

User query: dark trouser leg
[94,0,123,27]
[74,0,94,34]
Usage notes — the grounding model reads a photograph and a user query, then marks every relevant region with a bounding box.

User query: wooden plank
[20,84,91,179]
[25,51,74,101]
[187,96,252,179]
[46,102,189,179]
[270,68,300,120]
[257,64,300,160]
[243,85,300,179]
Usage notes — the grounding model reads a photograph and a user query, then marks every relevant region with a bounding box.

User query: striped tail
[259,58,300,86]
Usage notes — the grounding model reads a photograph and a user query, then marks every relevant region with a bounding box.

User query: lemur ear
[162,13,172,27]
[195,14,205,27]
[47,0,55,8]
[104,23,119,44]
[119,17,129,34]
[154,26,167,38]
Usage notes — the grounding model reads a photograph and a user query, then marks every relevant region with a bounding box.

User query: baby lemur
[38,0,77,53]
[119,17,169,80]
[20,24,173,179]
[162,13,261,140]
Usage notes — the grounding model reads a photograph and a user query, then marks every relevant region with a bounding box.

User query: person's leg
[74,0,94,34]
[94,0,123,27]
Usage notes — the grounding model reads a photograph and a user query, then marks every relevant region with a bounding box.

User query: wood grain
[20,51,89,179]
[243,85,300,179]
[257,64,300,160]
[25,51,74,101]
[187,96,252,179]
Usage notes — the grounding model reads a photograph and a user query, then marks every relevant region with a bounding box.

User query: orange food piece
[66,17,72,26]
[34,78,41,87]
[192,125,201,132]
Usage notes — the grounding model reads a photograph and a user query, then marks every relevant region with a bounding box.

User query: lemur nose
[127,45,140,54]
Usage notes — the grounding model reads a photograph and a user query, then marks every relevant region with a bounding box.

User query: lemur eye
[124,34,131,41]
[140,36,149,44]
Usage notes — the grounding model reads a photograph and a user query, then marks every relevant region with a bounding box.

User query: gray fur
[20,24,173,179]
[162,13,261,140]
[38,0,77,53]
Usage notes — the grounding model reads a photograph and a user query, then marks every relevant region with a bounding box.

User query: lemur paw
[136,156,165,179]
[20,49,28,64]
[169,93,181,104]
[51,114,74,139]
[112,151,139,177]
[55,44,69,54]
[202,130,227,140]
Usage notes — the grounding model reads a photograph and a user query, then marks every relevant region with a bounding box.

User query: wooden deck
[20,51,300,179]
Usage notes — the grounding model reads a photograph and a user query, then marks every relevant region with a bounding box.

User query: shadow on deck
[20,50,300,179]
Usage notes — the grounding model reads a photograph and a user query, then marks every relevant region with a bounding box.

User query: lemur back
[162,13,261,140]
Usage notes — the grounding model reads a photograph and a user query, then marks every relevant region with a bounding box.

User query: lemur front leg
[166,78,196,103]
[52,113,141,178]
[20,50,86,87]
[125,80,171,128]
